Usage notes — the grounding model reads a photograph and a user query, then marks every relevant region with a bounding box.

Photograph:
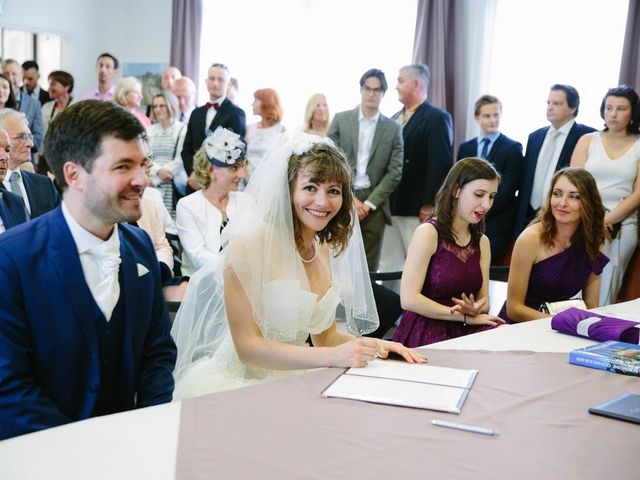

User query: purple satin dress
[393,221,495,347]
[499,245,609,323]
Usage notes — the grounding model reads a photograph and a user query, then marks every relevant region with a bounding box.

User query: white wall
[0,0,172,96]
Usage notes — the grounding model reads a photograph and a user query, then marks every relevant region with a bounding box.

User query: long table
[1,299,638,479]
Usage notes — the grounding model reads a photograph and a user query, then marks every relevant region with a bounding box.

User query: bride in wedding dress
[170,131,425,399]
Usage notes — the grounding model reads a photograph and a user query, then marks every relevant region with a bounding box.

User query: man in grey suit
[328,69,403,271]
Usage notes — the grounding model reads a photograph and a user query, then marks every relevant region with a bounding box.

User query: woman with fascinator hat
[175,127,252,276]
[171,133,425,399]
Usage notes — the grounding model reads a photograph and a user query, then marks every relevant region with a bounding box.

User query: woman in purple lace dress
[501,168,608,323]
[393,158,505,347]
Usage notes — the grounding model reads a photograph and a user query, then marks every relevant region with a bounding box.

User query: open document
[322,359,477,414]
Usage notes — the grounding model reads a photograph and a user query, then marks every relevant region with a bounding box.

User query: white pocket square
[137,263,149,277]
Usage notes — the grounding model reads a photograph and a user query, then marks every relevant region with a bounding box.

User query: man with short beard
[0,100,177,441]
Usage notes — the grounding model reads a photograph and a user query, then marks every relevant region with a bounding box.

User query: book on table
[321,359,477,414]
[569,340,640,376]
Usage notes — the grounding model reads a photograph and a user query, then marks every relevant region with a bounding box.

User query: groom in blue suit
[0,100,177,441]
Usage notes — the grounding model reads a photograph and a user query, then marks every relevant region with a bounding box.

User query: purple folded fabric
[551,308,640,343]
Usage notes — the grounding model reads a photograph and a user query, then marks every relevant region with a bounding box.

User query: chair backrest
[366,271,403,340]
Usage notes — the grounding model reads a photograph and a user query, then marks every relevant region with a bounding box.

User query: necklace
[299,240,318,263]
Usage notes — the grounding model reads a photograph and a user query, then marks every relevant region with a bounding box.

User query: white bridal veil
[171,133,379,380]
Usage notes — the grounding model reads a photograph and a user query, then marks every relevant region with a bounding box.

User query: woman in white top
[176,127,251,276]
[147,92,187,219]
[571,85,640,305]
[42,71,74,138]
[245,88,287,174]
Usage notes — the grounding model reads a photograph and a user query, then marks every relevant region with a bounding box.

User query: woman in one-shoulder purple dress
[393,158,505,348]
[502,168,609,323]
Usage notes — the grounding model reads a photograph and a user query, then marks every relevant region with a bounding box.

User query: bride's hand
[330,338,381,368]
[376,340,427,364]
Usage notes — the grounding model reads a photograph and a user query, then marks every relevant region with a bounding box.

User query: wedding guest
[176,127,251,276]
[457,95,523,263]
[0,73,17,110]
[147,92,187,219]
[171,134,424,399]
[0,100,176,441]
[501,168,608,322]
[303,93,330,136]
[82,52,118,101]
[246,88,287,173]
[42,70,75,138]
[571,85,640,305]
[114,77,151,128]
[393,157,504,347]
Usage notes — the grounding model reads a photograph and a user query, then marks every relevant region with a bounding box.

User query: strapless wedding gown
[173,279,340,399]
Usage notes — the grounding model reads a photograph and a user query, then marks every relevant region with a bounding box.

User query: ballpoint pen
[431,419,499,436]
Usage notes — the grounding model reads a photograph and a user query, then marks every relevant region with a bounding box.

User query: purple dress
[499,245,609,323]
[393,220,495,347]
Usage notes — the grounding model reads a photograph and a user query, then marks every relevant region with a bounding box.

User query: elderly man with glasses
[0,109,60,219]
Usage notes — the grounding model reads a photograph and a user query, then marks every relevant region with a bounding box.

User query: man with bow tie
[0,100,177,441]
[181,62,246,192]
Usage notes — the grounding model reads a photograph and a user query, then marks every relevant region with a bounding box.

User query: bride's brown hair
[288,143,353,255]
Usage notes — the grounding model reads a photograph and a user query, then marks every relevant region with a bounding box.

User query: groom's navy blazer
[514,122,595,235]
[0,207,176,440]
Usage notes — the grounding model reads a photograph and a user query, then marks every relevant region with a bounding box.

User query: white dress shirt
[354,108,380,190]
[61,202,121,320]
[205,96,226,132]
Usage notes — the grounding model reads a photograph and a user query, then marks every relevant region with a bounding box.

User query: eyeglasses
[362,86,383,95]
[10,133,34,143]
[152,104,167,109]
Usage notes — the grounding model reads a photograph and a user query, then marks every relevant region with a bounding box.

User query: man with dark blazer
[382,63,452,272]
[0,110,60,219]
[0,128,27,232]
[181,63,246,191]
[21,60,52,106]
[514,84,595,236]
[457,95,523,263]
[328,68,403,271]
[0,100,176,441]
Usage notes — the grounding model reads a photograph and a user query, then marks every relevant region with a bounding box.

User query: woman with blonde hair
[245,88,287,173]
[147,91,188,218]
[175,127,251,276]
[501,168,608,323]
[114,76,151,128]
[303,93,330,136]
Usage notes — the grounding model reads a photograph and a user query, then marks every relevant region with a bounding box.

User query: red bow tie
[205,101,221,111]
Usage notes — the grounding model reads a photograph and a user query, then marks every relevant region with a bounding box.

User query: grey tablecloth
[176,349,638,479]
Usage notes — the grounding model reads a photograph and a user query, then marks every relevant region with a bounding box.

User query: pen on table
[431,419,499,436]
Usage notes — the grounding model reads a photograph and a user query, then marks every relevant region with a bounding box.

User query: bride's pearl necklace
[299,240,318,263]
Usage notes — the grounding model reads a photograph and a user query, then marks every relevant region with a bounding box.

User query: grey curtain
[412,0,465,156]
[170,0,202,83]
[619,0,640,90]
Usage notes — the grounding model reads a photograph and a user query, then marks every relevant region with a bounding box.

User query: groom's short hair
[44,99,145,189]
